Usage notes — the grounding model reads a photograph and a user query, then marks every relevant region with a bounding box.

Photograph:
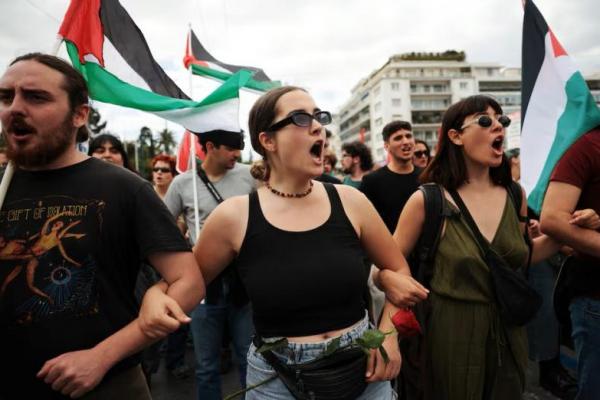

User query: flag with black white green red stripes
[57,0,251,134]
[183,28,280,93]
[520,0,600,214]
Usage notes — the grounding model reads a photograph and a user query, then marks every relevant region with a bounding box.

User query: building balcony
[411,110,444,125]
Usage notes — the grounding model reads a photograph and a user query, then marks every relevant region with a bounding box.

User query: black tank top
[235,183,369,338]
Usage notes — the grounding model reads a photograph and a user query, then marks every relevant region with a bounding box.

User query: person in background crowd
[141,85,429,399]
[506,147,520,182]
[341,141,373,188]
[541,126,600,400]
[361,121,420,234]
[412,139,431,169]
[315,150,341,184]
[323,151,337,175]
[88,133,135,172]
[378,95,598,399]
[0,52,203,399]
[315,129,341,184]
[163,129,255,400]
[151,154,177,199]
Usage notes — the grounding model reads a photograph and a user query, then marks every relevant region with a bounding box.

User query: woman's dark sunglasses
[461,115,511,130]
[267,111,332,132]
[413,150,429,158]
[153,167,171,173]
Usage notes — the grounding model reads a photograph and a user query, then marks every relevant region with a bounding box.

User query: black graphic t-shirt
[0,158,190,397]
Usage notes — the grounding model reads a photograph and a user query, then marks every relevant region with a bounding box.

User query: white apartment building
[336,52,600,163]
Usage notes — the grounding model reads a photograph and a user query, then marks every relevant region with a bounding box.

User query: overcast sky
[1,0,599,145]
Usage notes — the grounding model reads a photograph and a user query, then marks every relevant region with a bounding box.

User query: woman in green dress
[377,95,595,399]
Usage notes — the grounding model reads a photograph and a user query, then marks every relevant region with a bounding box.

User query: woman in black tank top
[140,86,428,399]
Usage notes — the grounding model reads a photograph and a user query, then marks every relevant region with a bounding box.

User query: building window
[392,98,401,107]
[374,102,382,112]
[460,82,468,90]
[375,117,383,126]
[391,82,400,91]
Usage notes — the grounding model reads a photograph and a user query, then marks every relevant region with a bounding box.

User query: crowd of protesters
[1,52,599,400]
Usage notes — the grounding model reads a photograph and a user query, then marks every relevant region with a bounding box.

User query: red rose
[391,308,422,337]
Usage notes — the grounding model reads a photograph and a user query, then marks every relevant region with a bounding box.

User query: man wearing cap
[164,130,255,400]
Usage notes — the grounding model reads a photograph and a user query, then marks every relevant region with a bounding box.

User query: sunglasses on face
[267,111,332,132]
[153,167,171,173]
[460,114,511,130]
[413,150,429,158]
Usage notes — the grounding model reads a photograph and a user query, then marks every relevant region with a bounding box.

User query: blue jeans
[526,258,560,361]
[191,297,253,400]
[245,314,395,399]
[570,297,600,400]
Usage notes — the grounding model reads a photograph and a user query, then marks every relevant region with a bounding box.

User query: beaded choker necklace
[266,181,313,198]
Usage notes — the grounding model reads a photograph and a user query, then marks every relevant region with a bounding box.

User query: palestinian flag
[57,0,251,134]
[521,0,600,214]
[183,28,280,92]
[176,130,205,173]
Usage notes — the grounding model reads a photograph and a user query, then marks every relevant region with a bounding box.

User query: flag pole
[0,35,64,212]
[188,24,201,239]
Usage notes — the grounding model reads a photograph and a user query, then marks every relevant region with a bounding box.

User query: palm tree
[157,128,176,155]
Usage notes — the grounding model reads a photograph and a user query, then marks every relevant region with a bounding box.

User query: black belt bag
[449,190,542,327]
[254,336,368,400]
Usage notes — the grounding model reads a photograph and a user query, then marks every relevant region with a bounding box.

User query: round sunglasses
[267,111,332,132]
[460,114,511,130]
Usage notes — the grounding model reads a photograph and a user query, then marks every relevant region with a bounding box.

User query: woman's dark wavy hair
[88,134,134,171]
[420,95,511,189]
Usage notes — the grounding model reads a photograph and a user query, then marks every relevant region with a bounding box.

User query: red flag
[176,130,205,173]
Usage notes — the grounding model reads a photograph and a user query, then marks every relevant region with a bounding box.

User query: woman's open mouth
[309,140,324,163]
[491,135,504,154]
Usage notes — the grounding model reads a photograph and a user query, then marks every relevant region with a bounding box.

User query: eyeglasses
[152,167,171,173]
[460,115,511,130]
[413,150,429,158]
[267,111,332,132]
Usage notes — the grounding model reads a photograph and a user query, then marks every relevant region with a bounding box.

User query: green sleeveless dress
[425,192,529,400]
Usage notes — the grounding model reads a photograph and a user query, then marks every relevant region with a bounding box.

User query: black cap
[195,130,245,150]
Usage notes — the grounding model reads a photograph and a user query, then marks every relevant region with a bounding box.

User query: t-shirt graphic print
[0,195,104,327]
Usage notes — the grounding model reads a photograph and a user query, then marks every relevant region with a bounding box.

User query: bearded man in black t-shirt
[0,53,204,399]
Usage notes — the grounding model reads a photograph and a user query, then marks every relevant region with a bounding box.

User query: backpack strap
[507,180,534,271]
[507,180,527,223]
[415,183,446,286]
